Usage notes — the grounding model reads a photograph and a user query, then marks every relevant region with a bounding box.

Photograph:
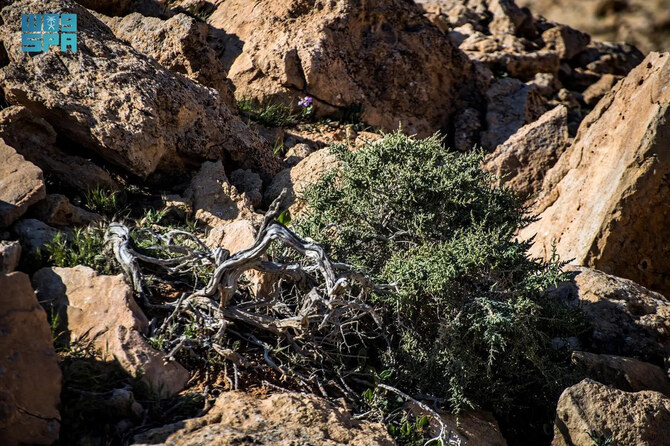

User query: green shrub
[237,98,299,128]
[84,186,119,216]
[41,226,116,274]
[295,131,583,437]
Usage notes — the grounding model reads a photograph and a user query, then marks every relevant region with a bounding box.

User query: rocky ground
[1,0,670,445]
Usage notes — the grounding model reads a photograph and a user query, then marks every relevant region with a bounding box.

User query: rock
[0,106,119,193]
[0,139,46,228]
[520,52,670,296]
[571,41,645,77]
[354,132,383,148]
[572,351,670,396]
[481,77,547,150]
[184,161,255,228]
[229,169,263,208]
[76,0,131,15]
[541,24,590,60]
[418,0,489,33]
[263,149,340,213]
[283,143,313,167]
[207,0,477,137]
[12,219,59,255]
[519,0,670,53]
[205,219,257,254]
[553,379,670,446]
[101,12,236,108]
[582,73,621,106]
[0,0,280,180]
[454,107,482,152]
[29,194,101,227]
[132,390,394,445]
[526,72,562,97]
[488,0,527,36]
[0,240,21,273]
[468,48,561,81]
[0,272,61,446]
[484,105,569,200]
[549,267,670,369]
[32,266,189,396]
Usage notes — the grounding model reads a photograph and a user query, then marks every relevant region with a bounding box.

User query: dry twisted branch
[105,190,385,400]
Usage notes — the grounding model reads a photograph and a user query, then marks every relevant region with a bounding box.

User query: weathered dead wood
[105,189,384,401]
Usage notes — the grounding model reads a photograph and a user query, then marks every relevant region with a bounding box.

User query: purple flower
[298,96,313,107]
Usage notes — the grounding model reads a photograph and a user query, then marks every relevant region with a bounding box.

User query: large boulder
[521,52,670,296]
[207,0,477,136]
[32,266,189,396]
[0,272,61,446]
[12,219,60,255]
[0,0,280,180]
[101,12,236,108]
[549,267,670,370]
[0,106,119,192]
[571,351,670,396]
[553,379,670,446]
[132,390,394,445]
[484,104,569,200]
[0,139,45,228]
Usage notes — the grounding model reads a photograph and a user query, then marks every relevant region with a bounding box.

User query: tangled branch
[105,190,385,400]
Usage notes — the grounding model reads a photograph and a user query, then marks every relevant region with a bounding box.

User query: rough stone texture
[264,149,340,213]
[32,266,189,396]
[484,105,569,200]
[582,73,621,106]
[284,142,314,167]
[481,77,547,149]
[76,0,131,15]
[553,379,670,446]
[184,161,256,228]
[229,169,263,208]
[0,106,119,192]
[132,390,394,445]
[0,272,61,446]
[541,24,590,60]
[0,240,21,274]
[572,351,670,396]
[520,52,670,297]
[549,267,670,370]
[418,0,644,146]
[207,0,477,137]
[12,219,59,255]
[0,139,46,228]
[101,12,236,108]
[519,0,670,53]
[205,219,256,254]
[29,194,101,227]
[0,0,280,180]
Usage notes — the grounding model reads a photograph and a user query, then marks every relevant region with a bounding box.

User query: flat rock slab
[32,265,189,396]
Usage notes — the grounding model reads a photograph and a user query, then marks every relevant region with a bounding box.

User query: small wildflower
[298,96,313,107]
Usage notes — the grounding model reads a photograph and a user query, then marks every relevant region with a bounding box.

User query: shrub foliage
[295,132,582,419]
